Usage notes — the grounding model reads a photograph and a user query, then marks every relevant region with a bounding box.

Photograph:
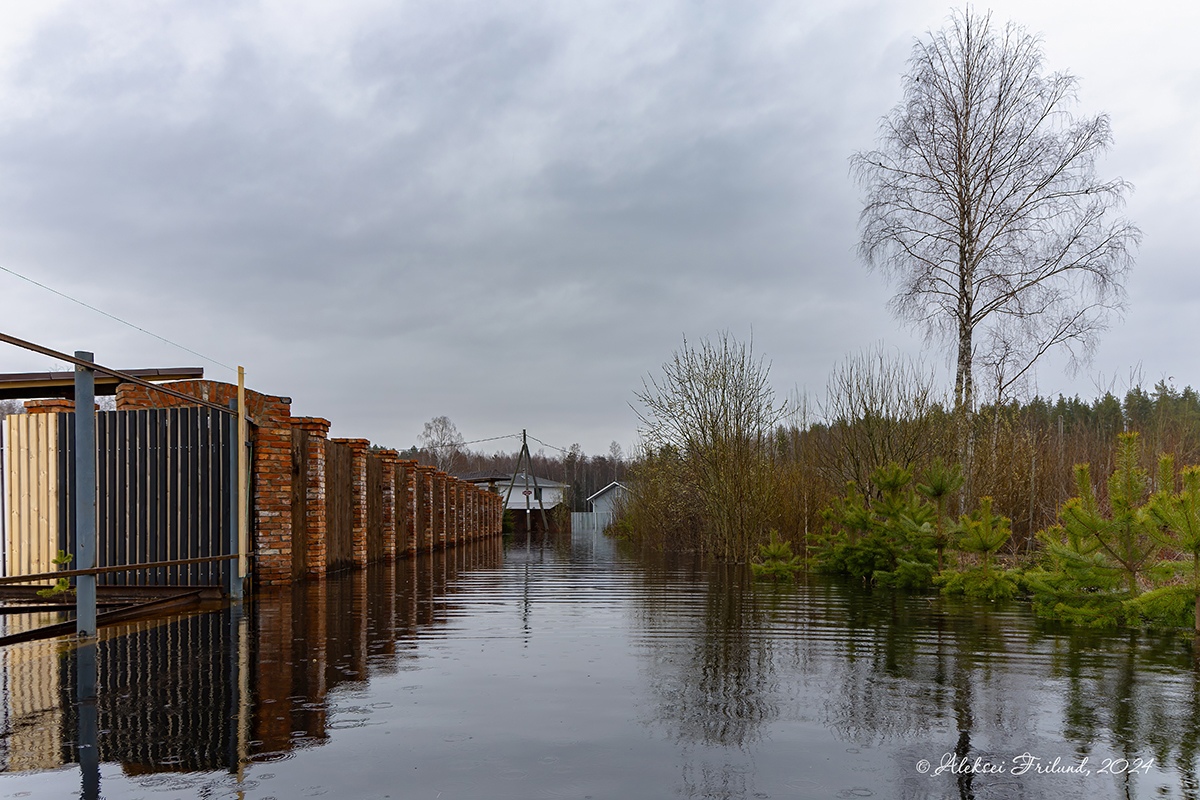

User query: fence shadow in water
[0,537,503,783]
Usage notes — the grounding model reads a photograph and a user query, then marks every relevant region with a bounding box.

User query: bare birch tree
[419,415,465,472]
[851,8,1139,482]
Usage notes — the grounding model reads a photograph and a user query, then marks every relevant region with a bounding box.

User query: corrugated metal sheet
[57,408,233,586]
[1,408,233,587]
[3,414,58,583]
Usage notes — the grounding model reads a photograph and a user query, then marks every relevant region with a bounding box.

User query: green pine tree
[1146,458,1200,631]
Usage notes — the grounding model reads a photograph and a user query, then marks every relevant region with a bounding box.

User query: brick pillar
[292,417,330,578]
[254,424,294,584]
[398,460,417,557]
[378,449,398,562]
[24,399,76,414]
[457,483,467,545]
[467,487,476,541]
[331,438,370,569]
[446,479,453,546]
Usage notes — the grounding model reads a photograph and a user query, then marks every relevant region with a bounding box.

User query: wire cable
[0,264,237,373]
[526,434,572,454]
[459,433,522,447]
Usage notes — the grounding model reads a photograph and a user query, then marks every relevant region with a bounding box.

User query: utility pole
[503,429,550,535]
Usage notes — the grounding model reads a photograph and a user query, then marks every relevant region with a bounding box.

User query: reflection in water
[0,531,1198,799]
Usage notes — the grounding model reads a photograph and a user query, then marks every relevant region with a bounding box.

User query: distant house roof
[587,481,628,503]
[0,367,205,400]
[461,471,567,489]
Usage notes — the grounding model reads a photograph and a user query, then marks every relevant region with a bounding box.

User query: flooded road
[2,527,1199,799]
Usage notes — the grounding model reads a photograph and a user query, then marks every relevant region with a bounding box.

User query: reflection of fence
[0,538,503,776]
[571,512,613,531]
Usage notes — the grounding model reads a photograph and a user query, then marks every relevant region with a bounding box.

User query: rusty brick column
[292,417,331,578]
[331,438,370,569]
[378,449,398,562]
[446,479,453,546]
[467,487,476,541]
[254,423,295,584]
[24,399,77,414]
[473,487,481,540]
[457,483,467,545]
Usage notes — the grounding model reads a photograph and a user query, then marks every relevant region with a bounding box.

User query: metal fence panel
[53,407,233,587]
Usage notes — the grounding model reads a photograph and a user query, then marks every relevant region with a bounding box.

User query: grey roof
[463,471,567,489]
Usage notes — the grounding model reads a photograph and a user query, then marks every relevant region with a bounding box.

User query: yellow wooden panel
[4,415,57,584]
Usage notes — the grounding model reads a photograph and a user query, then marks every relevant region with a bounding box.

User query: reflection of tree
[1047,625,1200,795]
[639,564,778,749]
[1180,656,1200,800]
[634,560,778,799]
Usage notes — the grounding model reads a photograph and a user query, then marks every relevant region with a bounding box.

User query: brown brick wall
[113,380,504,586]
[377,450,398,563]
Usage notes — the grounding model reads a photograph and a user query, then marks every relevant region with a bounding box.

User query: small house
[586,482,628,516]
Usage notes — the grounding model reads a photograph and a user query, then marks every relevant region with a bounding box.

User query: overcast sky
[1,0,1197,457]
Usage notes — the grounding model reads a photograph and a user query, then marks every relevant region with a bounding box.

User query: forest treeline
[619,378,1200,561]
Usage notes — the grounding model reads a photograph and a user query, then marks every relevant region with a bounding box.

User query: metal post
[74,351,97,638]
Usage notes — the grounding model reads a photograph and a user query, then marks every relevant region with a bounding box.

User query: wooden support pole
[237,367,248,589]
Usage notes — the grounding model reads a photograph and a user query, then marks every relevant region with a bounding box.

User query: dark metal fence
[56,407,235,587]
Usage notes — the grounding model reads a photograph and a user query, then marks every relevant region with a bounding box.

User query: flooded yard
[1,528,1199,799]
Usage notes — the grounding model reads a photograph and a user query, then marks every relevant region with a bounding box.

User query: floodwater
[2,528,1199,800]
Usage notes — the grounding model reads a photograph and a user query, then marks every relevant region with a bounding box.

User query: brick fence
[115,379,504,586]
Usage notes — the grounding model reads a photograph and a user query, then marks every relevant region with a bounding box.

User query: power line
[0,264,236,373]
[459,433,522,447]
[527,434,571,455]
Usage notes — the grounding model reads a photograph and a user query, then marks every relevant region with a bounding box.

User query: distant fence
[571,512,613,531]
[2,379,505,588]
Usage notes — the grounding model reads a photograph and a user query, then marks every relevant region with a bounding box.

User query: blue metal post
[74,351,97,638]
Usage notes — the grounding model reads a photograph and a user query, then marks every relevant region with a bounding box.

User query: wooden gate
[325,439,353,571]
[366,455,384,563]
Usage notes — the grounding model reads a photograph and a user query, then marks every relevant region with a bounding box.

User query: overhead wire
[0,264,237,374]
[526,434,572,455]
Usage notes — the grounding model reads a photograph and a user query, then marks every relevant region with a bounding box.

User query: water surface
[1,528,1198,799]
